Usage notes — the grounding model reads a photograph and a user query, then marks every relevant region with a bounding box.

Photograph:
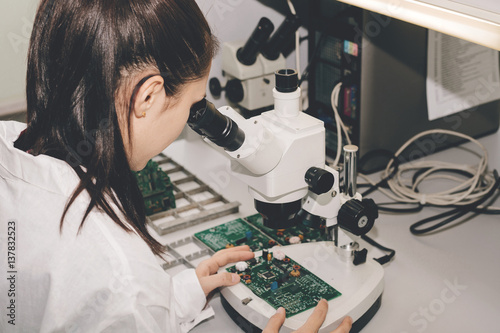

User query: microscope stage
[220,241,384,333]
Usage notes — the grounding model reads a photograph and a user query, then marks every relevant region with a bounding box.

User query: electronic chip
[226,254,342,318]
[260,271,275,280]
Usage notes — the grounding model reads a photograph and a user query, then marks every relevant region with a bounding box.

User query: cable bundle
[329,82,499,235]
[362,129,497,206]
[358,130,500,234]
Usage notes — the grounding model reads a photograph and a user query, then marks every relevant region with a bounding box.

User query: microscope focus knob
[305,167,334,195]
[209,78,244,104]
[209,78,223,98]
[225,79,244,104]
[337,199,378,236]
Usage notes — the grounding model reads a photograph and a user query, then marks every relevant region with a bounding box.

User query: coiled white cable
[359,129,497,207]
[328,83,497,209]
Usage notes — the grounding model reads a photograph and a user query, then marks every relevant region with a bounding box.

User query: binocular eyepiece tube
[187,99,245,152]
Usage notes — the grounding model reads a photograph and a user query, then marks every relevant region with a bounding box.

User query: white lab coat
[0,121,213,333]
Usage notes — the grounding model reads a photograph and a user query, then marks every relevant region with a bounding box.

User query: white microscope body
[188,69,384,332]
[211,15,301,114]
[221,41,285,112]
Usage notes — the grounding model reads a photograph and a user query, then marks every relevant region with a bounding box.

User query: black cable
[361,164,399,197]
[357,149,400,197]
[376,202,424,214]
[361,235,395,265]
[358,149,396,175]
[298,31,325,87]
[410,170,500,235]
[471,207,500,214]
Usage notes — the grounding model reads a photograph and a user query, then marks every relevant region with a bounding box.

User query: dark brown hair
[15,0,217,256]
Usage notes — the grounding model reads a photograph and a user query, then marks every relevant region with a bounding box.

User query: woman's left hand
[195,245,254,297]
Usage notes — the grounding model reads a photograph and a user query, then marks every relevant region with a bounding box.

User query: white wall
[0,0,39,116]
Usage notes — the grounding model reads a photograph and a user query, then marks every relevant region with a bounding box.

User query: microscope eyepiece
[187,99,245,152]
[262,14,301,61]
[237,17,275,66]
[275,69,298,93]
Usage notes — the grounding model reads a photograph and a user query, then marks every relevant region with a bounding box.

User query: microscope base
[220,241,384,332]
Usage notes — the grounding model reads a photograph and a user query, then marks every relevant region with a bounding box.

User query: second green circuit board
[194,218,278,252]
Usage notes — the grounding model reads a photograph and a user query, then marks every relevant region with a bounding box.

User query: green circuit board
[244,214,328,245]
[134,160,176,216]
[226,254,342,317]
[194,218,277,252]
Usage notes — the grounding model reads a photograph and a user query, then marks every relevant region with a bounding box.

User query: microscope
[188,69,384,332]
[209,15,301,115]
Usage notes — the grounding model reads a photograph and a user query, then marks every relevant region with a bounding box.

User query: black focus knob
[209,77,223,98]
[209,78,244,104]
[337,199,378,236]
[225,79,244,104]
[305,167,334,195]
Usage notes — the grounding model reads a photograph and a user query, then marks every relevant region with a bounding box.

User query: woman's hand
[195,245,254,297]
[263,299,353,333]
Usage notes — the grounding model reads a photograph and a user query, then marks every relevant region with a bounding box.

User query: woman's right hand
[262,299,352,333]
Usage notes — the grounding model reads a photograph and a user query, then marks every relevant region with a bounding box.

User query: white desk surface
[155,128,500,333]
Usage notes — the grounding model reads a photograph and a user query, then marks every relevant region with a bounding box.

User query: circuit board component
[226,253,342,317]
[134,159,176,216]
[244,214,328,245]
[194,218,276,252]
[195,214,329,253]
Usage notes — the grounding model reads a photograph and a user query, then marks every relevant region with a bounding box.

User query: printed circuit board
[245,214,328,246]
[226,253,342,317]
[134,159,176,215]
[195,214,328,253]
[194,218,277,252]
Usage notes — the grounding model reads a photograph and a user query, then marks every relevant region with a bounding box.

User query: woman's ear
[133,75,165,118]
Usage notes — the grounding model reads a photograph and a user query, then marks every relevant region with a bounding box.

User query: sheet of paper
[426,30,500,121]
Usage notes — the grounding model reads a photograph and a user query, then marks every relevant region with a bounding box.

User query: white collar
[0,121,79,198]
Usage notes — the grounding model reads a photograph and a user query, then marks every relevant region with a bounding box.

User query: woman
[0,0,351,332]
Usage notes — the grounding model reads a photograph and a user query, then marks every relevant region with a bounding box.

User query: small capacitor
[245,230,253,240]
[270,281,278,291]
[262,249,269,260]
[267,252,273,262]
